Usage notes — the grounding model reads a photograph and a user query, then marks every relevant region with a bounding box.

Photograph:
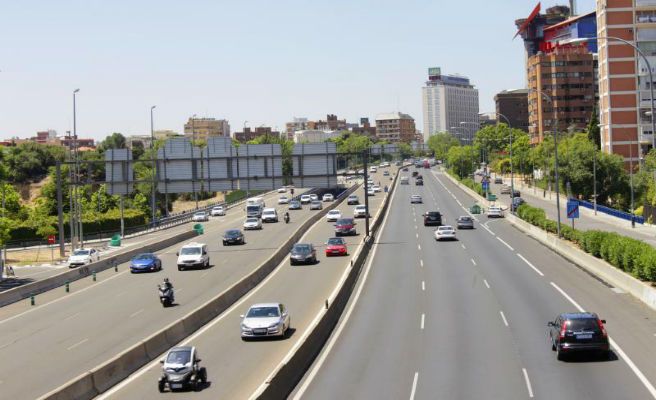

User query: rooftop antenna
[569,0,576,16]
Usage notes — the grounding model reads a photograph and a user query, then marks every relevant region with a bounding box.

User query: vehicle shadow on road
[561,351,618,363]
[0,277,36,293]
[194,381,212,392]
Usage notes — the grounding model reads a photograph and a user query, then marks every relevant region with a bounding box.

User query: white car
[372,185,381,193]
[487,206,505,218]
[210,206,225,216]
[370,166,377,173]
[326,210,342,222]
[240,303,290,339]
[367,188,375,196]
[434,225,457,241]
[354,205,368,218]
[300,195,312,204]
[278,196,290,205]
[68,248,100,267]
[322,193,334,202]
[192,211,209,222]
[410,195,422,204]
[243,217,263,230]
[309,194,319,202]
[400,177,409,185]
[176,242,210,271]
[261,208,279,223]
[278,187,287,193]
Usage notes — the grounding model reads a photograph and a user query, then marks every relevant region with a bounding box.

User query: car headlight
[241,323,249,330]
[269,321,281,328]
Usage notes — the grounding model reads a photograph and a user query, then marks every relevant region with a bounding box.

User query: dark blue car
[130,253,162,273]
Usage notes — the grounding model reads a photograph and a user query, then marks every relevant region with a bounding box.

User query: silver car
[434,225,457,241]
[240,303,290,339]
[310,201,323,210]
[243,217,263,230]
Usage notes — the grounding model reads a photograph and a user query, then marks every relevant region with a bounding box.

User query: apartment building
[183,117,230,140]
[494,89,530,132]
[375,112,416,143]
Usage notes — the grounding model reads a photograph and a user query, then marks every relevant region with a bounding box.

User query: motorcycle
[158,284,174,307]
[284,213,290,224]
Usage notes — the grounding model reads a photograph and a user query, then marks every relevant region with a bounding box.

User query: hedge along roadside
[0,230,199,308]
[440,169,656,312]
[257,166,402,399]
[39,183,360,400]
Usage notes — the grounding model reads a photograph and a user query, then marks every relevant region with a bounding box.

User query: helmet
[164,278,169,283]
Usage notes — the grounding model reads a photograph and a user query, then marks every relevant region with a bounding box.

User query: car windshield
[438,227,452,231]
[166,350,191,365]
[459,216,471,221]
[180,247,201,255]
[427,212,440,217]
[246,205,260,211]
[567,318,599,331]
[291,201,300,205]
[134,254,153,260]
[293,244,311,253]
[73,249,90,256]
[336,219,353,225]
[329,210,340,215]
[194,212,205,216]
[226,230,240,237]
[327,238,344,245]
[246,218,258,223]
[246,306,280,318]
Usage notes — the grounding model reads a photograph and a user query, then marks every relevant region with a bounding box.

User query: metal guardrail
[577,199,645,224]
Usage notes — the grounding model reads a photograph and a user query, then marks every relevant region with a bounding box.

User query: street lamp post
[73,89,83,247]
[191,114,199,209]
[150,105,157,227]
[528,88,562,237]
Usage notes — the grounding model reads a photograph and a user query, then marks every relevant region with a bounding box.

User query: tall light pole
[150,105,157,226]
[528,88,562,237]
[73,88,83,247]
[191,114,199,209]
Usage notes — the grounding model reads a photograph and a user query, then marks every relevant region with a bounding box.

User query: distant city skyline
[0,0,594,140]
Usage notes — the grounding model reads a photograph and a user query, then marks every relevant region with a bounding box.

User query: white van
[246,204,264,218]
[261,208,279,223]
[176,242,210,271]
[400,176,409,185]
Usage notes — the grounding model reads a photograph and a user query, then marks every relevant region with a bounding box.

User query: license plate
[332,250,339,253]
[576,334,592,340]
[171,383,182,389]
[254,328,267,334]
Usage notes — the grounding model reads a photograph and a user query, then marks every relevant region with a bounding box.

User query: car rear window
[567,318,599,331]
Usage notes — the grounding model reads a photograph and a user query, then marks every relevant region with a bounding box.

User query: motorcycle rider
[284,211,290,224]
[160,278,174,303]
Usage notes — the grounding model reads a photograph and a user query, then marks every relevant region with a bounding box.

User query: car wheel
[551,337,556,351]
[199,367,207,383]
[178,266,184,271]
[223,241,227,246]
[158,379,166,393]
[556,346,565,361]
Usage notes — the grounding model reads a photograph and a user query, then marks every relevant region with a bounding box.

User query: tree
[447,145,476,179]
[398,142,414,159]
[426,132,459,161]
[98,132,127,152]
[587,108,601,149]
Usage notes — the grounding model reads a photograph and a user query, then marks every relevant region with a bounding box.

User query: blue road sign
[567,200,579,219]
[482,181,489,191]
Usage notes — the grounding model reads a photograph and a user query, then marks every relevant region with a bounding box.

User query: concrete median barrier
[41,373,96,400]
[258,167,402,399]
[0,230,198,307]
[39,184,359,400]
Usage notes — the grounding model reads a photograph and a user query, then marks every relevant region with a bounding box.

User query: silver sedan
[434,225,457,241]
[240,303,290,339]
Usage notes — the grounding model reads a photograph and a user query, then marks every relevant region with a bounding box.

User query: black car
[548,312,609,360]
[290,243,317,265]
[423,211,442,226]
[412,171,419,177]
[456,216,474,229]
[510,189,521,198]
[402,167,409,172]
[415,178,424,186]
[222,229,245,245]
[494,177,503,184]
[288,200,302,210]
[511,197,525,211]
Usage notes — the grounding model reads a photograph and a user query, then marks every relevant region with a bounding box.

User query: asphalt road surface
[98,169,395,399]
[0,187,331,400]
[294,167,656,400]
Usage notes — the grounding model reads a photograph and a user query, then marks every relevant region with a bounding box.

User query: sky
[0,0,596,140]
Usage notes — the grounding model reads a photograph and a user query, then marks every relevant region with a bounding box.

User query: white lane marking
[129,309,144,318]
[522,368,534,398]
[409,372,419,400]
[499,311,509,327]
[67,338,88,351]
[416,233,419,239]
[415,225,417,230]
[550,281,656,398]
[420,313,425,330]
[483,279,490,289]
[292,179,399,400]
[421,281,425,291]
[470,258,477,266]
[419,259,424,268]
[461,244,466,250]
[517,254,544,277]
[481,224,495,236]
[496,236,514,251]
[63,312,80,321]
[417,244,421,251]
[456,200,462,206]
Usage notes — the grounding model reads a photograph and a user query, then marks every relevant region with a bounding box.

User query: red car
[325,237,348,256]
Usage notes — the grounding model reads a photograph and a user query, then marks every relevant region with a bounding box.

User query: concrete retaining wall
[39,183,359,400]
[258,167,401,399]
[441,169,656,312]
[0,230,199,307]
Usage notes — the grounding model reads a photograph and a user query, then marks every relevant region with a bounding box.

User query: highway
[98,169,395,399]
[0,187,328,400]
[294,166,656,399]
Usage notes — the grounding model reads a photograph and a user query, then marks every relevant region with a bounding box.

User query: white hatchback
[326,210,342,222]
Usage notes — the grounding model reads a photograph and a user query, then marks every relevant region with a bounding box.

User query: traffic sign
[47,235,56,245]
[567,200,579,219]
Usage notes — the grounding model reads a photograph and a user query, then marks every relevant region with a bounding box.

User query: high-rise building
[597,0,655,164]
[375,112,416,143]
[515,5,598,144]
[494,89,530,132]
[183,117,230,139]
[421,67,480,144]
